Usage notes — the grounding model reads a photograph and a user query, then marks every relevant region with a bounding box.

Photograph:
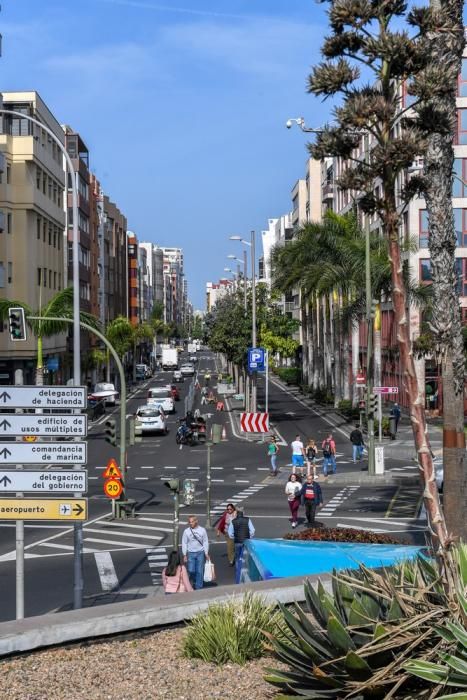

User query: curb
[0,574,332,657]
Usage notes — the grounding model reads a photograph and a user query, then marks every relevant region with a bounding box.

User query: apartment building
[0,91,66,384]
[162,247,186,327]
[101,194,128,325]
[139,242,165,319]
[206,279,232,312]
[127,231,139,326]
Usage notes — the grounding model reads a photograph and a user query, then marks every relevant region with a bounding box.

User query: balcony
[322,182,334,201]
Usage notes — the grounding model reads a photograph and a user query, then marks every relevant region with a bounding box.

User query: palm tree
[105,316,134,383]
[0,287,99,385]
[132,322,154,381]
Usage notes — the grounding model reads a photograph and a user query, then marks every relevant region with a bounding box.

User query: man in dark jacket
[349,425,365,463]
[299,474,323,526]
[228,510,255,583]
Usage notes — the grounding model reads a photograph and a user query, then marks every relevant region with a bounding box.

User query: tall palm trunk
[352,321,360,406]
[422,0,467,540]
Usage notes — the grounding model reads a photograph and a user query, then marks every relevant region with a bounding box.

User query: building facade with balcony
[0,91,66,384]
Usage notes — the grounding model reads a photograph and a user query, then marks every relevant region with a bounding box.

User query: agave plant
[265,544,467,699]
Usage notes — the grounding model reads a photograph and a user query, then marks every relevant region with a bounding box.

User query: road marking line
[137,517,185,525]
[212,467,224,470]
[94,551,120,591]
[235,480,250,483]
[141,466,154,469]
[85,528,159,540]
[89,477,98,480]
[163,466,177,470]
[85,537,157,549]
[134,477,149,480]
[40,543,98,553]
[234,467,246,471]
[384,486,401,518]
[100,522,169,532]
[212,479,224,483]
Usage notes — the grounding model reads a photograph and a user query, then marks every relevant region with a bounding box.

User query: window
[54,271,57,289]
[42,172,46,195]
[58,231,61,250]
[457,109,467,145]
[36,167,41,189]
[8,262,12,284]
[7,213,11,234]
[53,181,57,204]
[43,267,47,287]
[454,209,467,246]
[0,263,4,288]
[6,165,11,185]
[78,176,89,201]
[49,270,52,288]
[459,58,467,98]
[37,217,41,240]
[456,259,467,296]
[48,177,52,200]
[68,208,73,226]
[48,223,52,246]
[419,209,429,248]
[420,259,432,283]
[58,273,61,290]
[68,242,73,263]
[43,220,46,242]
[453,159,467,198]
[53,228,56,248]
[37,268,42,286]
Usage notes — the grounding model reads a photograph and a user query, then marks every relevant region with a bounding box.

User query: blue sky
[2,0,332,308]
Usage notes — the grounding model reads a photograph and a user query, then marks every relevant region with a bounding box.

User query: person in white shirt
[285,473,302,528]
[290,434,305,475]
[181,515,210,590]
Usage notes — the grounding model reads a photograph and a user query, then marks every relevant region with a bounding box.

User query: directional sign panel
[0,442,87,464]
[373,386,399,395]
[240,412,269,433]
[0,386,87,409]
[0,498,87,521]
[0,415,87,437]
[0,470,87,493]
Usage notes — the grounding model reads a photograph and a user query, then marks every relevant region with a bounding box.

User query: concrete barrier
[0,574,332,658]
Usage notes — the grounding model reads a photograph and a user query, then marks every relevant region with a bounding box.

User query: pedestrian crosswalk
[210,483,268,517]
[146,546,169,586]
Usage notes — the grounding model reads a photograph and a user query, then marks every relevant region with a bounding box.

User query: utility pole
[365,215,376,476]
[14,369,24,620]
[250,230,257,413]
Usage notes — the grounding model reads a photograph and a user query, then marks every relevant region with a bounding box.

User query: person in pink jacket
[162,550,193,594]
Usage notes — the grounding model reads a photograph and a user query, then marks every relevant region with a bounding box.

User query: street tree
[308,0,448,547]
[410,2,466,539]
[0,287,99,385]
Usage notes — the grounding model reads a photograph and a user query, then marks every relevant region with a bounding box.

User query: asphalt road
[0,352,426,621]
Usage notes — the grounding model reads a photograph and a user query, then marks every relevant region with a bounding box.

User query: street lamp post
[0,108,83,608]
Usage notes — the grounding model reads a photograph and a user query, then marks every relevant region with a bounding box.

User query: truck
[162,347,178,371]
[187,342,197,354]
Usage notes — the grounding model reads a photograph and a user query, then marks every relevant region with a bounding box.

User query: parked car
[189,355,198,363]
[135,405,168,434]
[180,363,195,377]
[136,363,151,379]
[93,382,118,406]
[172,370,184,383]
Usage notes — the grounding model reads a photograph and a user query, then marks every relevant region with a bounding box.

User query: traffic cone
[221,425,228,441]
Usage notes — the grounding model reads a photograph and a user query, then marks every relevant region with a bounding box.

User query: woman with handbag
[285,473,302,528]
[162,550,193,594]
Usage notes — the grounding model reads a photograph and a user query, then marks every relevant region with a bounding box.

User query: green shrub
[312,386,328,404]
[276,367,301,385]
[338,399,360,421]
[183,593,283,665]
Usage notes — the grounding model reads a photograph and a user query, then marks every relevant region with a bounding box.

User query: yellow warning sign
[0,498,87,521]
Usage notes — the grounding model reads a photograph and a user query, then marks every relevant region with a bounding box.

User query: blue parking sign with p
[248,347,265,372]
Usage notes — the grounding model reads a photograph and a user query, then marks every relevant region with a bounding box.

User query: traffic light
[182,479,195,505]
[105,419,117,446]
[164,479,180,493]
[370,394,378,416]
[359,399,366,413]
[128,416,142,445]
[8,307,26,342]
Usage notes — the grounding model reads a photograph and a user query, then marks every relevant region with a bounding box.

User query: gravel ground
[0,628,281,700]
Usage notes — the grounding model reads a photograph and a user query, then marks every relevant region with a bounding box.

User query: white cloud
[97,0,247,20]
[160,17,323,79]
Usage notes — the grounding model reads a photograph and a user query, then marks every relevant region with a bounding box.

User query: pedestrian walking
[268,436,279,475]
[181,515,210,590]
[227,510,255,584]
[216,503,236,566]
[321,433,337,476]
[299,474,323,526]
[162,550,193,594]
[285,473,302,528]
[390,403,401,433]
[305,438,318,478]
[290,434,306,475]
[349,425,365,463]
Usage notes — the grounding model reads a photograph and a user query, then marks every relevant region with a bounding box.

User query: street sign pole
[14,369,24,621]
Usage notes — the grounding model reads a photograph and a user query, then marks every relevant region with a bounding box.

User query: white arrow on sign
[0,386,87,409]
[0,470,87,492]
[0,442,87,464]
[0,414,87,437]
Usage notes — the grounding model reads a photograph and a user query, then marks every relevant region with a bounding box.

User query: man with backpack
[349,425,365,463]
[321,433,337,476]
[299,474,324,526]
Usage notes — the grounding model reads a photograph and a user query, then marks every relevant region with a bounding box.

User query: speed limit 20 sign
[103,477,123,499]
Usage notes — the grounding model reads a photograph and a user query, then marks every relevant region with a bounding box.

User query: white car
[93,382,118,406]
[135,406,167,434]
[180,363,195,376]
[147,388,175,414]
